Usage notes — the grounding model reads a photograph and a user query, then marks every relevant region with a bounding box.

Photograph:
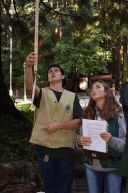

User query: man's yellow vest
[29,87,76,149]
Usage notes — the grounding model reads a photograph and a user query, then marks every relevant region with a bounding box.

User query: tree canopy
[1,0,128,92]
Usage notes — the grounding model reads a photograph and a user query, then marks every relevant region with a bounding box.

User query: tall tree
[0,0,31,120]
[1,0,128,93]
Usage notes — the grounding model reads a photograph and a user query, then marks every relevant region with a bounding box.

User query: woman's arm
[108,112,126,152]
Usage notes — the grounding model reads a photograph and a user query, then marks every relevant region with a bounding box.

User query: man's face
[47,67,64,84]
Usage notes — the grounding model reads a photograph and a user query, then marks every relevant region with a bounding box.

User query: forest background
[1,0,128,165]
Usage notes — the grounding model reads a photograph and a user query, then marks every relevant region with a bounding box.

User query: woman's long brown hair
[83,80,122,121]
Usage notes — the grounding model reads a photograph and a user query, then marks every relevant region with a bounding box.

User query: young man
[25,52,83,193]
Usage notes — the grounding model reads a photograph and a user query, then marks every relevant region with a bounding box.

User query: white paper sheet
[82,119,108,153]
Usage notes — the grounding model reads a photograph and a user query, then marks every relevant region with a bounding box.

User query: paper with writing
[82,119,108,153]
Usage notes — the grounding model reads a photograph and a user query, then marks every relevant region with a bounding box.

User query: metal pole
[9,0,13,96]
[31,0,40,105]
[23,63,27,101]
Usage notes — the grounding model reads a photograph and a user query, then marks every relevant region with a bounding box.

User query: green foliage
[0,136,36,162]
[1,0,128,90]
[0,103,36,162]
[54,38,111,76]
[16,103,34,121]
[0,113,35,162]
[17,103,30,111]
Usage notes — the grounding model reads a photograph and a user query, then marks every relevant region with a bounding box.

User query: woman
[77,80,126,193]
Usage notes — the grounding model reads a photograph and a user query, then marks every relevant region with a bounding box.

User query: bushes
[16,103,35,122]
[0,103,36,162]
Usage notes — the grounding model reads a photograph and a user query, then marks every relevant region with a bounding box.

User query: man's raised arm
[25,52,39,96]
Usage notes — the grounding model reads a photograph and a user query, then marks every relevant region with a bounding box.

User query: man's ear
[62,75,65,80]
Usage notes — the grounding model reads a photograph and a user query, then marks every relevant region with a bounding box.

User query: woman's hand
[79,136,92,146]
[100,132,112,142]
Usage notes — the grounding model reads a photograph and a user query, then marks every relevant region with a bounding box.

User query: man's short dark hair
[47,64,64,75]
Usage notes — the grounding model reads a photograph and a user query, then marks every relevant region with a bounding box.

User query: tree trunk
[0,24,29,122]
